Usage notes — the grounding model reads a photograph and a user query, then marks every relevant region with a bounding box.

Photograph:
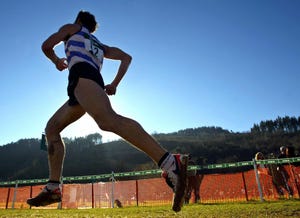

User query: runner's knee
[45,119,61,139]
[96,114,122,132]
[98,120,117,132]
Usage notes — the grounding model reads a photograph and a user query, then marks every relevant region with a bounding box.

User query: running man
[26,11,187,212]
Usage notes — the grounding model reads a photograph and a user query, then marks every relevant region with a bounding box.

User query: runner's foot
[162,154,188,212]
[27,186,61,207]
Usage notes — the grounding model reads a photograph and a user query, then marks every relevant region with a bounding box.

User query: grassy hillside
[1,125,300,181]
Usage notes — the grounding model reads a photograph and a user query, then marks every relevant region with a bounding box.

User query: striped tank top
[65,26,105,71]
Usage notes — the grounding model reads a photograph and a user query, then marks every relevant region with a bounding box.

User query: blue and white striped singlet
[65,26,105,71]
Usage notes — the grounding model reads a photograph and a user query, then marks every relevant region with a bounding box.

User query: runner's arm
[104,46,132,89]
[42,24,80,71]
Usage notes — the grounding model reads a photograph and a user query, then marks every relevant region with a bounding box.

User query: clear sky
[0,0,299,145]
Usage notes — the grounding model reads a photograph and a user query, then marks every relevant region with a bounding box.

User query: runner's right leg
[74,78,188,212]
[27,102,85,207]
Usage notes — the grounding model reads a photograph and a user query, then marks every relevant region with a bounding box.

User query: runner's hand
[105,84,117,95]
[55,58,68,71]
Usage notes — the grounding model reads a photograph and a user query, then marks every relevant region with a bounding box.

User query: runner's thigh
[47,101,86,133]
[74,78,117,122]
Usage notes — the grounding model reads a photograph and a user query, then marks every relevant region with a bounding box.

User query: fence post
[135,180,139,207]
[29,185,33,209]
[253,158,264,202]
[92,182,95,208]
[110,171,115,208]
[11,182,18,209]
[241,172,249,201]
[5,187,11,209]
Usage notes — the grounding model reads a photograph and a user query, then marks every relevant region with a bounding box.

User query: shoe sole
[27,195,61,207]
[172,154,188,212]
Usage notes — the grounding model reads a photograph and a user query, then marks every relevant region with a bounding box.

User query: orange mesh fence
[110,180,137,207]
[93,182,112,208]
[0,166,299,209]
[62,183,93,209]
[11,186,31,209]
[200,173,247,203]
[243,169,261,200]
[0,187,10,209]
[136,178,173,206]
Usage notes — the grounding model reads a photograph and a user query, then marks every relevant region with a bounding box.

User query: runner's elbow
[41,41,52,53]
[124,54,132,64]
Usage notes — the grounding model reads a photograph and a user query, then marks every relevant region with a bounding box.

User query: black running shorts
[67,62,105,106]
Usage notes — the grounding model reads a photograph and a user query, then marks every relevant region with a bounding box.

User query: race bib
[85,35,104,61]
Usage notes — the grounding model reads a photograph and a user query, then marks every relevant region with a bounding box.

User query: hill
[0,116,300,182]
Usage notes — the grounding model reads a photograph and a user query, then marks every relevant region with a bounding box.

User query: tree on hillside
[1,123,300,181]
[251,116,300,134]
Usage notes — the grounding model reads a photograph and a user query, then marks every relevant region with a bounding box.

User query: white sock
[44,182,60,192]
[160,154,176,172]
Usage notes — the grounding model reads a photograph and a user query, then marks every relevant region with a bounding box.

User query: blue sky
[0,0,299,145]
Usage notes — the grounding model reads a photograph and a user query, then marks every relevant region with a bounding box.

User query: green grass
[0,200,299,218]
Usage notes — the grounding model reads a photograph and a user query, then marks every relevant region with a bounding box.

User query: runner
[26,11,187,212]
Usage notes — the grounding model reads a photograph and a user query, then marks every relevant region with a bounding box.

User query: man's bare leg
[74,78,167,163]
[27,102,85,207]
[74,78,188,212]
[45,102,85,181]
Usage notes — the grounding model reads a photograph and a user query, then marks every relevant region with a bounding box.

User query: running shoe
[163,154,188,212]
[27,186,61,207]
